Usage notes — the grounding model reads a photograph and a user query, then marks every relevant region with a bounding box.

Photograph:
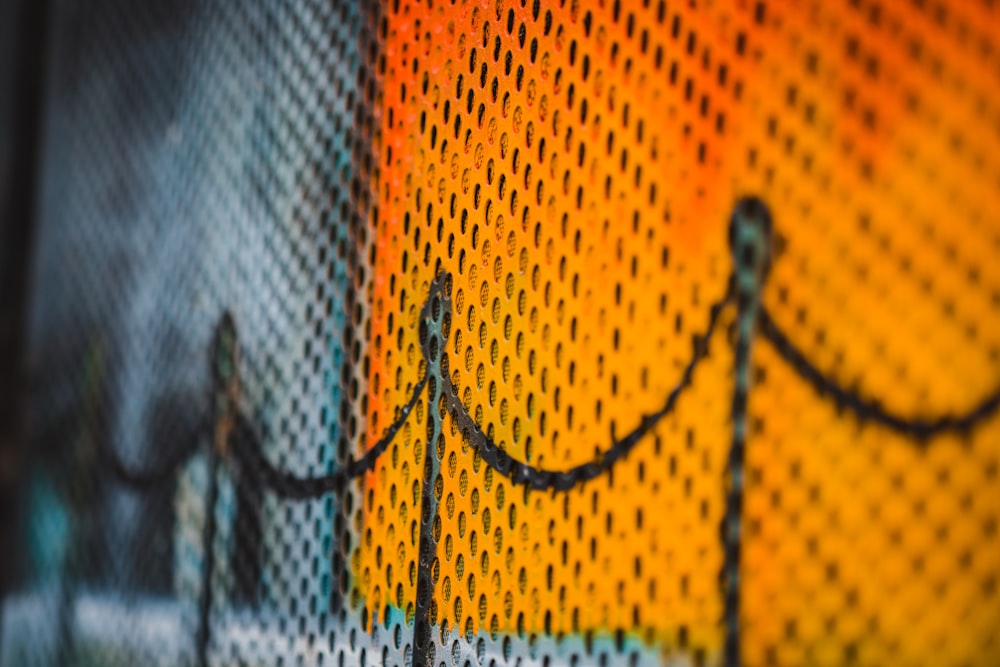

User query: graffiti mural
[1,0,999,666]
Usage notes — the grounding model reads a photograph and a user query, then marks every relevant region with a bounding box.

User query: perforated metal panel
[2,1,999,666]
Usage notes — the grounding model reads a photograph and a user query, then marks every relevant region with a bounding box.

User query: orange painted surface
[355,0,1000,664]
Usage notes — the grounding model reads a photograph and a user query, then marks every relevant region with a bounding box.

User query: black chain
[425,271,733,491]
[102,284,1000,500]
[254,373,429,499]
[758,306,1000,440]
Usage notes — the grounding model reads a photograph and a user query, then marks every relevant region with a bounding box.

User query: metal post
[723,197,772,667]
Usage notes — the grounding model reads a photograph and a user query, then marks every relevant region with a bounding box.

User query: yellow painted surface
[351,1,1000,664]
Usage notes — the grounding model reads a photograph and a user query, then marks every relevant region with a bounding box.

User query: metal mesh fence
[2,1,999,666]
